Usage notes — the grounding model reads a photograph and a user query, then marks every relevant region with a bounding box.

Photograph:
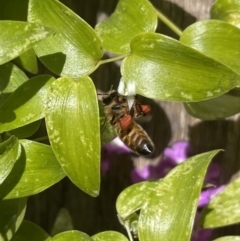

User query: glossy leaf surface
[9,120,42,139]
[200,177,240,228]
[138,150,220,241]
[0,198,27,241]
[0,140,65,199]
[0,75,55,133]
[0,62,28,105]
[0,21,53,64]
[92,231,128,241]
[211,0,240,28]
[45,76,100,197]
[116,181,159,219]
[180,20,240,75]
[95,0,157,54]
[213,237,240,241]
[121,33,240,101]
[14,49,38,74]
[0,135,20,184]
[52,231,93,241]
[28,0,103,78]
[184,89,240,120]
[11,220,51,241]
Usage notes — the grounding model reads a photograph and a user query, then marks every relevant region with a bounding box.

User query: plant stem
[32,136,49,142]
[85,53,129,76]
[155,8,183,37]
[99,53,129,66]
[125,222,134,241]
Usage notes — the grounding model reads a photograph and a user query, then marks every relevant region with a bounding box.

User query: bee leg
[110,114,116,125]
[119,115,133,130]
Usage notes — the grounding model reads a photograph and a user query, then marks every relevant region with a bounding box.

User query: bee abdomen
[136,140,154,156]
[120,124,154,156]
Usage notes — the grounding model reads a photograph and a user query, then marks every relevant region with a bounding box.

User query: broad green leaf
[180,20,240,75]
[51,208,74,236]
[0,198,27,241]
[200,177,240,228]
[28,0,103,78]
[184,89,240,120]
[45,76,100,197]
[9,120,42,139]
[95,0,157,54]
[11,220,51,241]
[0,0,38,74]
[121,33,240,101]
[0,75,55,133]
[0,62,28,105]
[0,140,65,199]
[92,231,128,241]
[99,101,116,146]
[213,237,240,241]
[211,0,240,28]
[138,150,220,241]
[0,135,21,184]
[14,49,38,74]
[52,231,93,241]
[116,181,159,219]
[0,21,53,64]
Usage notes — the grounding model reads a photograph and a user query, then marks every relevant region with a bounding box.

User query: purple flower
[191,212,213,241]
[131,140,191,183]
[101,137,131,174]
[163,140,192,164]
[198,185,226,208]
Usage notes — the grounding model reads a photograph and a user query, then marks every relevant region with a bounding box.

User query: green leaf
[0,75,55,133]
[9,120,42,139]
[184,89,240,120]
[200,177,240,228]
[121,33,240,101]
[99,101,116,146]
[14,49,38,74]
[95,0,157,54]
[0,62,28,105]
[180,20,240,75]
[0,21,54,65]
[116,181,159,219]
[0,198,27,241]
[0,135,21,184]
[45,76,100,197]
[0,140,65,199]
[138,150,220,241]
[28,0,103,78]
[52,231,93,241]
[211,0,240,29]
[11,220,51,241]
[51,208,74,236]
[213,236,240,241]
[92,231,128,241]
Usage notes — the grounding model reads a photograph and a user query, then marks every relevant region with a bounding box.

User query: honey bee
[102,90,154,156]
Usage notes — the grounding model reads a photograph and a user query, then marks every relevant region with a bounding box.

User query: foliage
[0,0,240,240]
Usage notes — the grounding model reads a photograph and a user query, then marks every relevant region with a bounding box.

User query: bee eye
[112,104,121,110]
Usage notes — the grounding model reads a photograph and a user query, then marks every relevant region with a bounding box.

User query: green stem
[125,222,134,241]
[85,53,129,76]
[32,136,49,142]
[155,8,183,37]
